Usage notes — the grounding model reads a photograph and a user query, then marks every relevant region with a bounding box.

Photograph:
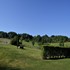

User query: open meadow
[0,38,70,70]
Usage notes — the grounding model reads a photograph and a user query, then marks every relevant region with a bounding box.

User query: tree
[8,32,17,39]
[10,36,19,46]
[50,35,68,43]
[33,35,41,42]
[32,41,35,46]
[21,33,33,42]
[59,40,64,47]
[0,31,8,38]
[41,35,49,44]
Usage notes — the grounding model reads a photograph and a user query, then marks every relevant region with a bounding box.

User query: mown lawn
[0,44,70,70]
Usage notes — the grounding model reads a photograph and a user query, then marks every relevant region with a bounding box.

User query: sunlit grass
[0,39,70,70]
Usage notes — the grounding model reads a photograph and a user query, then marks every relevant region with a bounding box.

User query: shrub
[20,44,24,49]
[32,41,35,46]
[10,36,19,46]
[59,42,64,47]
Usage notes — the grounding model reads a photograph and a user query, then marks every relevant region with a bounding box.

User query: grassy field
[0,38,70,70]
[0,38,10,44]
[49,42,70,48]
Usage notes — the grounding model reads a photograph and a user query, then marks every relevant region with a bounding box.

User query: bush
[10,36,19,46]
[59,42,64,47]
[20,44,24,49]
[32,41,35,46]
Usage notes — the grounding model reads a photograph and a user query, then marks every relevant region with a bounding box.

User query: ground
[0,38,70,70]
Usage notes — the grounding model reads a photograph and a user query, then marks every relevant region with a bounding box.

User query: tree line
[0,31,70,45]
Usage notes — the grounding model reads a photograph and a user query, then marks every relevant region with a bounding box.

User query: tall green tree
[50,35,68,43]
[8,32,17,39]
[0,31,8,38]
[41,35,49,44]
[21,33,33,42]
[10,35,19,46]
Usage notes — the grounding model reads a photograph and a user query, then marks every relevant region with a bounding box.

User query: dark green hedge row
[43,46,70,59]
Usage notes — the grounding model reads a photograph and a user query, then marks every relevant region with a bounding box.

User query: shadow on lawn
[0,66,21,70]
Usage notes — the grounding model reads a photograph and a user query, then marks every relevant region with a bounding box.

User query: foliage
[41,34,49,44]
[0,31,8,38]
[51,35,68,43]
[21,33,33,41]
[8,32,17,39]
[32,41,35,46]
[33,35,41,42]
[20,44,24,49]
[10,36,19,46]
[0,31,70,45]
[43,46,70,59]
[59,42,64,47]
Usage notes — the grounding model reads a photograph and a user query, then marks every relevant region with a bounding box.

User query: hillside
[0,39,70,70]
[0,38,10,44]
[0,44,42,70]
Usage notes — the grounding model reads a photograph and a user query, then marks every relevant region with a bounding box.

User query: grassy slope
[49,42,70,47]
[0,38,10,44]
[0,44,70,70]
[0,38,70,70]
[0,44,42,70]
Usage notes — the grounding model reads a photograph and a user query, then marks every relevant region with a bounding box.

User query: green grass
[64,42,70,47]
[48,42,70,48]
[22,40,40,49]
[0,44,70,70]
[0,38,10,44]
[0,38,70,70]
[0,44,42,70]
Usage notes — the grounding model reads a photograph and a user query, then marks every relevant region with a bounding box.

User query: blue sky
[0,0,70,37]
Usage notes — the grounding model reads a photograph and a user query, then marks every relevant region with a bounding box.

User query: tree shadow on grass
[0,66,22,70]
